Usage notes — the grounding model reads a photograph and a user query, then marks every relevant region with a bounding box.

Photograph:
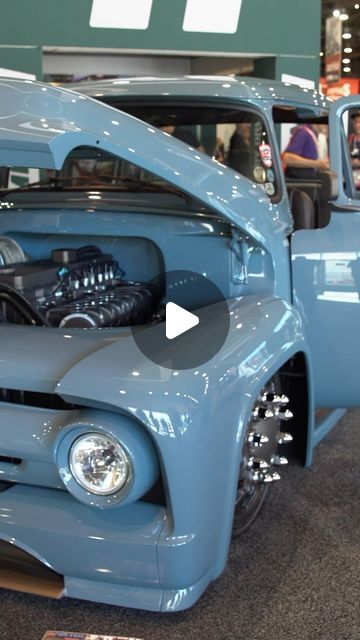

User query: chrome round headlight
[69,432,131,496]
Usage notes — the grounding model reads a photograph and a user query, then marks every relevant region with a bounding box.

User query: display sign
[320,77,359,100]
[42,632,143,640]
[90,0,153,30]
[90,0,243,34]
[0,0,320,58]
[182,0,243,33]
[325,16,342,83]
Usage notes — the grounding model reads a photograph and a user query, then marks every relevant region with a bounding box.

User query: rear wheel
[232,375,293,536]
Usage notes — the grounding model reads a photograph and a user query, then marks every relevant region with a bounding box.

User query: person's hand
[316,158,330,170]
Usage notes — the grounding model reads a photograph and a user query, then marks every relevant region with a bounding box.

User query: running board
[0,540,64,598]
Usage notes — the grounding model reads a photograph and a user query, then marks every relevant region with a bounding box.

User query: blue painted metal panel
[0,295,310,610]
[0,79,294,298]
[0,484,166,607]
[0,77,354,612]
[57,295,310,586]
[292,210,360,407]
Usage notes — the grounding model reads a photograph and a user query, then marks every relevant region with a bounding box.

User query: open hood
[0,78,286,252]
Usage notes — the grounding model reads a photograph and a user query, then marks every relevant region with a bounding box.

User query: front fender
[57,294,312,588]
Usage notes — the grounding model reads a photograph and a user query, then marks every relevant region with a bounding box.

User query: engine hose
[0,283,49,326]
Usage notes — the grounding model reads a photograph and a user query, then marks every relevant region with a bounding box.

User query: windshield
[0,105,278,200]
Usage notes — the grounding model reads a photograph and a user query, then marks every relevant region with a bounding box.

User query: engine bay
[0,237,161,328]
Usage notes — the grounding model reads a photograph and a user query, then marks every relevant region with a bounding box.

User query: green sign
[0,0,320,57]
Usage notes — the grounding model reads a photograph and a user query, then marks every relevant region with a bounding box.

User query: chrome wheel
[232,377,293,536]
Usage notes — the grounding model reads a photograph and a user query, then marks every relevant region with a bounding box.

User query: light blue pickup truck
[0,75,358,611]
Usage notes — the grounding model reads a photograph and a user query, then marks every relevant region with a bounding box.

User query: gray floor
[1,410,359,640]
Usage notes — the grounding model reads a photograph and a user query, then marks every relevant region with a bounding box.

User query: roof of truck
[65,75,331,110]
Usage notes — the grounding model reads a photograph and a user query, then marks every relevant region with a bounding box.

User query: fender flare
[57,294,314,590]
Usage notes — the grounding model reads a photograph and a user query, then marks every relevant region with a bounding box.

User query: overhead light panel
[342,32,352,39]
[343,66,351,72]
[342,58,351,64]
[344,47,353,53]
[340,13,349,20]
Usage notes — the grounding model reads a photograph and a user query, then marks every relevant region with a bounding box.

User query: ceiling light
[343,66,351,72]
[355,3,359,8]
[343,58,351,64]
[320,51,324,57]
[333,9,341,16]
[342,32,352,39]
[344,47,353,53]
[340,13,349,20]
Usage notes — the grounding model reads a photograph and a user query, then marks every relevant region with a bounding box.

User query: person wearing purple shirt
[282,124,329,179]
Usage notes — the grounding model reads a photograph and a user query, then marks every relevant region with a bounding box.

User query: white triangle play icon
[165,302,199,340]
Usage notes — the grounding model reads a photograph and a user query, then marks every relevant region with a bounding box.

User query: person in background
[348,111,360,189]
[227,123,252,177]
[161,124,203,150]
[282,123,329,179]
[315,124,329,162]
[349,111,360,161]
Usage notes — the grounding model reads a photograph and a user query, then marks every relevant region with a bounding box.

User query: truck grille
[0,456,21,465]
[0,388,77,410]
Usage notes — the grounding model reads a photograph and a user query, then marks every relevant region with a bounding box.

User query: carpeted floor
[1,410,359,640]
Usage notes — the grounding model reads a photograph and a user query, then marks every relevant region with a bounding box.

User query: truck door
[291,96,360,408]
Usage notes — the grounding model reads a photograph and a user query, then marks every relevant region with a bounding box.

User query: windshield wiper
[101,176,192,202]
[0,176,67,197]
[0,175,193,204]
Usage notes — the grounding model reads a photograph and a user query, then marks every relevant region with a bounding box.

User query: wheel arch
[278,350,312,467]
[210,345,313,581]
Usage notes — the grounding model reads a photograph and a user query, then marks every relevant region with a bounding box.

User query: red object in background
[320,77,360,100]
[325,16,342,83]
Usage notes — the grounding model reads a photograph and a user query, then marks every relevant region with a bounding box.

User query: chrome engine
[0,238,160,328]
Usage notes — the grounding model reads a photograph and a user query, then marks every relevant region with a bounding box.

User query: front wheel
[232,376,293,536]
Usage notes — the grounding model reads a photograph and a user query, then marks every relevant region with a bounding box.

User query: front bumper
[0,484,213,612]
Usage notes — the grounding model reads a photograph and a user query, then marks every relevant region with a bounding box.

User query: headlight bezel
[55,411,160,509]
[57,425,135,508]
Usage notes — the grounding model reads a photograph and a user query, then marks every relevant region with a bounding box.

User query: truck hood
[0,78,289,252]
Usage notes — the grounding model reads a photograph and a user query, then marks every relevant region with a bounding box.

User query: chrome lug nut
[261,393,289,406]
[276,431,293,444]
[249,470,281,484]
[248,470,263,483]
[252,407,274,421]
[263,471,281,483]
[247,457,270,470]
[275,409,293,421]
[271,455,289,466]
[247,431,269,446]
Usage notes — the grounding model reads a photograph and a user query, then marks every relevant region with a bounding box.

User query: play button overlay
[166,302,199,340]
[131,270,230,370]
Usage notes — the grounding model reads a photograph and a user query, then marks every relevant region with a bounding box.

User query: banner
[320,77,359,100]
[325,16,342,83]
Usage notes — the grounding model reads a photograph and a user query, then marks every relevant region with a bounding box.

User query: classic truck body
[0,76,358,611]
